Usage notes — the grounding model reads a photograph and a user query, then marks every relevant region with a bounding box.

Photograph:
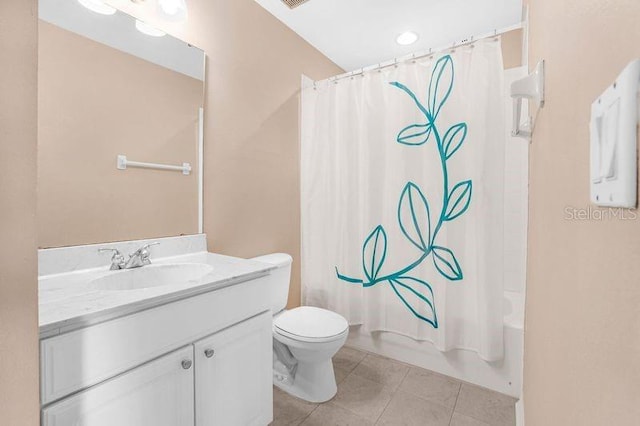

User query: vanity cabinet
[42,346,195,426]
[40,274,274,426]
[195,311,272,426]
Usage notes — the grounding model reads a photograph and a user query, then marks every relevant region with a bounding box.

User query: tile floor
[272,346,517,426]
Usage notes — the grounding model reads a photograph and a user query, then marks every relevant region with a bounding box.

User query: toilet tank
[251,253,293,314]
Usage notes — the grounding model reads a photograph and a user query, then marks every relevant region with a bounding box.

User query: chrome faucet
[99,242,160,270]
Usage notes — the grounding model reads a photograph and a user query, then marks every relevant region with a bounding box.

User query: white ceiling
[254,0,523,72]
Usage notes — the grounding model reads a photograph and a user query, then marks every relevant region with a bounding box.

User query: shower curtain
[301,39,506,361]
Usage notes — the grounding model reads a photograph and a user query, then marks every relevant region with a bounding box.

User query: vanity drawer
[40,276,270,405]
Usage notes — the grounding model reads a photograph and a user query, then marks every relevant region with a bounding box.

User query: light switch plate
[590,60,640,208]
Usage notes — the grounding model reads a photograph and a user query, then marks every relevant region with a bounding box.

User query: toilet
[251,253,349,403]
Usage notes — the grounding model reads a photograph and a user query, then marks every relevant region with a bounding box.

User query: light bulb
[157,0,188,22]
[77,0,117,15]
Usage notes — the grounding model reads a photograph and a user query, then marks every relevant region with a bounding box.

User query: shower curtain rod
[313,22,524,85]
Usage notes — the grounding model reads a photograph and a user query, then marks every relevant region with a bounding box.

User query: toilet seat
[274,306,348,343]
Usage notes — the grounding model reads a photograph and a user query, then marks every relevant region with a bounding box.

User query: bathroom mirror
[37,0,205,248]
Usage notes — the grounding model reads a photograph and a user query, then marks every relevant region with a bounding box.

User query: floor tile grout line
[297,403,320,425]
[372,364,409,425]
[396,364,412,390]
[447,383,463,426]
[336,347,368,376]
[337,401,378,425]
[352,352,368,371]
[330,353,372,422]
[351,355,412,391]
[341,349,408,425]
[388,364,461,414]
[333,371,393,424]
[372,386,396,425]
[451,382,517,426]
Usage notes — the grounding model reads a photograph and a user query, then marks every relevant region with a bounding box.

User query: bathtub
[346,290,525,398]
[504,290,525,330]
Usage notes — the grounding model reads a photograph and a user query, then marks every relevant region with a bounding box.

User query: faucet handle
[133,242,160,264]
[140,242,160,251]
[133,242,160,255]
[98,247,122,257]
[98,248,125,270]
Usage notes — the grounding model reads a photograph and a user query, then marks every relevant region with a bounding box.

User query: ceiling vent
[281,0,311,9]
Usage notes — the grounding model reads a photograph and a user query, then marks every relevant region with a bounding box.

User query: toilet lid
[274,306,348,340]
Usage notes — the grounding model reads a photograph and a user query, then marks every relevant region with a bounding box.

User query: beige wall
[106,0,342,308]
[38,21,201,248]
[0,0,39,424]
[524,0,640,424]
[502,28,523,70]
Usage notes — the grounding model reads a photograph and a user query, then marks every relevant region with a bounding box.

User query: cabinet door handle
[181,359,193,370]
[204,349,215,358]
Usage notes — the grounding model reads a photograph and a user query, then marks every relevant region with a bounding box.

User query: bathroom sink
[89,263,214,291]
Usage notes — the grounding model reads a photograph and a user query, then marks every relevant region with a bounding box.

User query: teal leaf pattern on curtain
[443,123,467,159]
[336,55,472,328]
[397,124,433,146]
[362,225,387,283]
[445,180,473,221]
[398,182,431,251]
[432,246,463,281]
[389,276,438,328]
[428,55,454,120]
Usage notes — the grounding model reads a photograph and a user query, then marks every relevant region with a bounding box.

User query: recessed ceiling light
[77,0,117,15]
[396,31,419,46]
[135,19,166,37]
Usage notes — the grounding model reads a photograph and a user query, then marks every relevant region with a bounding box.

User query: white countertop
[39,251,275,338]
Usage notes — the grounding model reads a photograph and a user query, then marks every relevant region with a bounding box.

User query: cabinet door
[43,346,194,426]
[195,311,272,426]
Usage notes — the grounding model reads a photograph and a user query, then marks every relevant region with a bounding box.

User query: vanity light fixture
[157,0,188,22]
[135,19,167,37]
[77,0,117,15]
[396,31,419,46]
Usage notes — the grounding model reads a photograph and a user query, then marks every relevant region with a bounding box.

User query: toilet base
[273,359,338,403]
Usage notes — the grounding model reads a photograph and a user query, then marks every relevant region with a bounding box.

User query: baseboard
[516,398,525,426]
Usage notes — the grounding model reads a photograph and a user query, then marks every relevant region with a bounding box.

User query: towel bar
[116,155,191,175]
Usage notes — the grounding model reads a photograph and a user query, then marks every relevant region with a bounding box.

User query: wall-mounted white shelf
[510,60,545,140]
[117,155,192,176]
